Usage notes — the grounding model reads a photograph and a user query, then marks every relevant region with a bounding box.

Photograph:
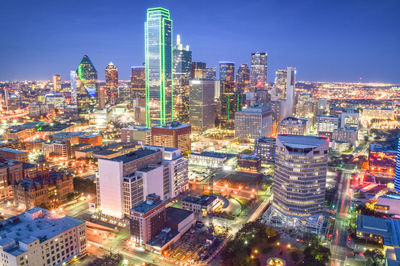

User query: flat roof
[166,207,193,225]
[357,215,400,246]
[278,135,328,149]
[49,131,84,139]
[190,151,236,159]
[0,147,27,154]
[110,148,159,163]
[132,197,163,214]
[182,195,217,206]
[0,208,84,254]
[152,122,190,130]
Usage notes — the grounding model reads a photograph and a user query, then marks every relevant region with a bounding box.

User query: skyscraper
[70,70,77,105]
[250,52,267,90]
[395,138,400,193]
[145,7,173,128]
[191,62,207,80]
[76,55,98,115]
[53,74,61,91]
[105,62,119,105]
[219,61,235,94]
[173,34,192,123]
[205,67,217,81]
[236,64,250,93]
[189,80,216,132]
[269,135,328,231]
[130,66,146,100]
[274,67,296,118]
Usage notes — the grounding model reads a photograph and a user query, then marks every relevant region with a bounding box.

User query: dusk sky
[0,0,399,83]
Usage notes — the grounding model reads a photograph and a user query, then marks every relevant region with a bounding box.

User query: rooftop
[278,135,328,149]
[190,151,236,159]
[152,121,190,130]
[182,195,217,206]
[280,116,308,125]
[0,208,84,255]
[147,227,179,249]
[49,131,84,139]
[166,207,193,225]
[356,215,400,246]
[0,147,27,154]
[110,148,160,163]
[131,195,163,214]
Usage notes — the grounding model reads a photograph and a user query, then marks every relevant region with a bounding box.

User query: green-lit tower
[76,55,98,115]
[145,7,173,128]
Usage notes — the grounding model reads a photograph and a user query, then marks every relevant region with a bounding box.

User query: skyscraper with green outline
[145,7,173,128]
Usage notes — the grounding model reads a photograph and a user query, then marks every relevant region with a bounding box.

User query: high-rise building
[105,62,119,105]
[53,74,61,91]
[70,70,77,104]
[173,34,192,123]
[76,55,98,115]
[205,67,217,81]
[316,115,340,138]
[145,7,173,128]
[236,64,250,93]
[270,135,328,230]
[130,66,146,100]
[191,62,207,80]
[395,138,400,193]
[189,80,216,132]
[219,92,243,129]
[219,61,235,94]
[250,52,267,90]
[151,122,191,155]
[278,116,310,135]
[274,67,296,118]
[234,106,273,139]
[254,137,276,163]
[97,146,188,219]
[0,208,87,266]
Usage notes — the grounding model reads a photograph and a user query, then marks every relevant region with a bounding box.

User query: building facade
[145,7,173,127]
[254,137,276,163]
[151,122,191,155]
[189,80,216,132]
[234,106,272,139]
[250,52,267,91]
[105,62,119,106]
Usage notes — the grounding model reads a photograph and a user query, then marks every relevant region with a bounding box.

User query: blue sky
[0,0,399,83]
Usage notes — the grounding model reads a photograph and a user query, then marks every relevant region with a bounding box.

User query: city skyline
[0,0,399,83]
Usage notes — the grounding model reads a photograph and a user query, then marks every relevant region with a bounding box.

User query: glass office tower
[105,62,119,105]
[250,52,267,90]
[76,54,97,115]
[145,7,173,128]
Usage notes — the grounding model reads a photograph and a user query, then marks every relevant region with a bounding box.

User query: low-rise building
[188,152,236,168]
[332,127,358,147]
[356,215,400,246]
[375,194,400,216]
[0,148,28,163]
[237,154,261,173]
[0,158,24,201]
[277,116,309,136]
[0,208,86,266]
[181,195,222,214]
[121,126,152,145]
[42,140,71,159]
[78,134,102,146]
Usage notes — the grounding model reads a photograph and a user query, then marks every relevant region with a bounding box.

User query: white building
[97,146,188,219]
[0,208,86,266]
[45,93,65,109]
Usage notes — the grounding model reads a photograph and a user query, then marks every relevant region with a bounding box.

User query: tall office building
[205,67,217,81]
[53,74,61,91]
[173,34,192,123]
[145,7,173,128]
[275,67,296,118]
[250,52,267,90]
[234,106,273,139]
[270,135,328,231]
[236,64,250,93]
[130,66,146,101]
[70,70,77,104]
[395,138,400,193]
[254,136,276,163]
[189,80,216,132]
[219,61,235,94]
[191,62,207,80]
[105,62,119,105]
[76,55,97,115]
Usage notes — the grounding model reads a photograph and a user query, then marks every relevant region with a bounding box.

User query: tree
[364,249,385,266]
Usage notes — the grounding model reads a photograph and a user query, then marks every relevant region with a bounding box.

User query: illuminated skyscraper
[105,62,119,105]
[53,74,61,91]
[395,138,400,193]
[275,69,287,100]
[219,61,235,94]
[189,80,216,132]
[70,70,77,105]
[191,62,206,80]
[145,7,173,128]
[130,66,146,100]
[236,64,250,93]
[173,34,192,123]
[205,67,216,81]
[76,55,98,115]
[250,52,267,91]
[274,67,296,118]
